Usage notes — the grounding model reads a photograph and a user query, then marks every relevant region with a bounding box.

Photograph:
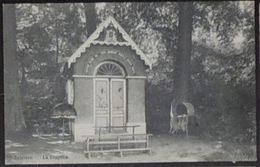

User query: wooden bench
[95,125,140,140]
[83,133,152,158]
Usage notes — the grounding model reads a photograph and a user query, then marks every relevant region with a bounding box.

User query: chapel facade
[66,17,152,141]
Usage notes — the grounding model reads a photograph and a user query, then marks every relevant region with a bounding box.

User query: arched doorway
[93,61,126,134]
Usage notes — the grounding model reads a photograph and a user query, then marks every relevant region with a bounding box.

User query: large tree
[84,3,97,36]
[104,2,255,137]
[172,2,194,105]
[4,4,26,137]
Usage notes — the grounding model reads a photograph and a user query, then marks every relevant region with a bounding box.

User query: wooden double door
[94,78,126,134]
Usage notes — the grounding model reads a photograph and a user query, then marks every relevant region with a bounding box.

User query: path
[5,134,256,164]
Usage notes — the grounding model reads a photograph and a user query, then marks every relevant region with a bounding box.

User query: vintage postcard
[3,1,256,164]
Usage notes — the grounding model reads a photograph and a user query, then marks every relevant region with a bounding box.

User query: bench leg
[148,149,152,155]
[85,152,91,159]
[119,151,123,157]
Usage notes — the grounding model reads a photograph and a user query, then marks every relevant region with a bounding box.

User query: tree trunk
[84,3,97,37]
[20,61,27,96]
[3,4,26,138]
[172,2,194,105]
[56,33,59,64]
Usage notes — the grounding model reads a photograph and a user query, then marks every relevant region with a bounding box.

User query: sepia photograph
[3,1,256,164]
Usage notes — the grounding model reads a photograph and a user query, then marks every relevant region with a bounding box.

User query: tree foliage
[15,3,95,132]
[99,2,255,143]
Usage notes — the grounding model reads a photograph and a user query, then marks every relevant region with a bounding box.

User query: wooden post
[69,119,72,142]
[132,126,135,140]
[86,137,90,158]
[118,136,122,157]
[147,135,152,154]
[186,116,189,137]
[62,118,65,143]
[99,127,101,141]
[146,135,149,148]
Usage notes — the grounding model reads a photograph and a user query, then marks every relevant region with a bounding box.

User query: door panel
[111,79,125,132]
[95,79,109,133]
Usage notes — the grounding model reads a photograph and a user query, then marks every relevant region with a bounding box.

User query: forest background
[4,2,255,145]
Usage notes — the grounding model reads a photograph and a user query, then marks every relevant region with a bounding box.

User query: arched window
[95,61,125,76]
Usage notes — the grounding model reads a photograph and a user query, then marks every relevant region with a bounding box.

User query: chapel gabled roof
[67,16,152,69]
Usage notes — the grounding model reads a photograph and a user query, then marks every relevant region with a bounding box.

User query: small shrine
[66,16,152,141]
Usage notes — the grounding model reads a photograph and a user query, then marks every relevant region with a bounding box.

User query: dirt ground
[5,134,256,164]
